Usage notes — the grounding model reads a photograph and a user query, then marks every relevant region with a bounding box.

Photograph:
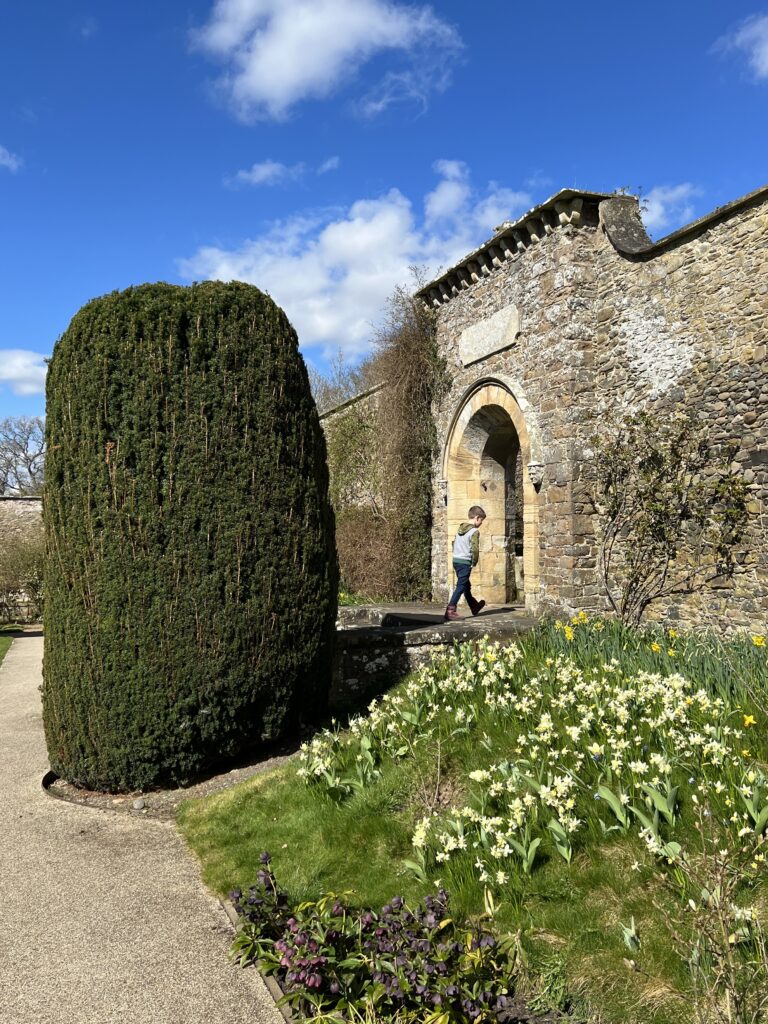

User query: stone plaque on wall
[458,304,520,366]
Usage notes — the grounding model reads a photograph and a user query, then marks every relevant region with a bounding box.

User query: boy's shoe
[467,596,486,617]
[444,604,461,621]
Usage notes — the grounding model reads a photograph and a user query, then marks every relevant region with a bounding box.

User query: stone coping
[417,182,768,307]
[318,380,388,420]
[623,182,768,258]
[338,603,536,646]
[417,188,615,307]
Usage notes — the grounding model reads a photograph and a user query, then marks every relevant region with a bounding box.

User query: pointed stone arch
[442,380,541,610]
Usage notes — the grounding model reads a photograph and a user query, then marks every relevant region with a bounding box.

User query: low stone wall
[330,607,536,713]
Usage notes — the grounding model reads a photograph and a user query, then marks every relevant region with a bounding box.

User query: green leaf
[598,785,629,827]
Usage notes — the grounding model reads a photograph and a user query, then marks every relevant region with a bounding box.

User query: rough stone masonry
[421,186,768,631]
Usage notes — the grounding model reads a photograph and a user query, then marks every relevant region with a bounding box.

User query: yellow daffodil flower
[650,642,661,653]
[752,635,765,647]
[743,714,756,728]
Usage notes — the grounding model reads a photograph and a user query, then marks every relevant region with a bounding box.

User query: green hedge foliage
[43,282,337,791]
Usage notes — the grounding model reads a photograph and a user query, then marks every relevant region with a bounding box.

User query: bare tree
[0,417,45,495]
[307,349,386,414]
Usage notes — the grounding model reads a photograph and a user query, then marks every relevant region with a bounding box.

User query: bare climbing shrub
[317,271,447,600]
[589,411,748,625]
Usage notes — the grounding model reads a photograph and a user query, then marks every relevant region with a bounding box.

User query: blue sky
[1,1,767,418]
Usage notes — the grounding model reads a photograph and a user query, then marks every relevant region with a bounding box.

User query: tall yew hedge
[43,282,337,791]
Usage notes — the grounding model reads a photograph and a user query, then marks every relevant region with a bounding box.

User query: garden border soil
[41,748,294,819]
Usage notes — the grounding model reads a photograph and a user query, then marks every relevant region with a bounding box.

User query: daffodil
[751,635,765,647]
[743,714,756,728]
[650,642,661,653]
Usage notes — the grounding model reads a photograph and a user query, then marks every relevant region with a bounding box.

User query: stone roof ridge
[418,188,618,307]
[418,182,768,307]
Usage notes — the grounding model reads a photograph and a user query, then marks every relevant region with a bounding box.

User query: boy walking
[444,506,486,621]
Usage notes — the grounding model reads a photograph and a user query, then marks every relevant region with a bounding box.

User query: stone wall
[592,192,768,629]
[425,186,768,630]
[429,200,602,612]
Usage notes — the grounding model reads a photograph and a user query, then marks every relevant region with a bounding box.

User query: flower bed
[183,618,768,1023]
[230,854,538,1022]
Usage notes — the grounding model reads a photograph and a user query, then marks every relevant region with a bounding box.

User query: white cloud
[0,350,48,395]
[178,162,531,357]
[192,0,462,120]
[77,16,98,39]
[525,170,554,191]
[227,158,305,186]
[425,160,530,234]
[227,156,343,186]
[317,155,340,174]
[0,146,23,173]
[641,183,702,234]
[716,14,768,80]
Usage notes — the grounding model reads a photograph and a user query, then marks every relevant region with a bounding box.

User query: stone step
[332,603,537,713]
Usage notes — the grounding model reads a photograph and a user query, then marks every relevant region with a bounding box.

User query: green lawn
[178,619,768,1023]
[0,627,15,667]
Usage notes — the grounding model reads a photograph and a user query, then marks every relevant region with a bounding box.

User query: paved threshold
[0,631,281,1024]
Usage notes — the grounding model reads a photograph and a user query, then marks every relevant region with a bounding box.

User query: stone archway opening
[444,383,540,609]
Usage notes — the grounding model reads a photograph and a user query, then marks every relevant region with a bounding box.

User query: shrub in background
[0,528,44,622]
[43,281,337,791]
[317,274,446,601]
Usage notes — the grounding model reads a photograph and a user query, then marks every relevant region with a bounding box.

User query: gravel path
[0,631,282,1024]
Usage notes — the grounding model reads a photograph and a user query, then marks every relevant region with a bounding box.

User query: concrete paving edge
[221,899,294,1024]
[42,767,293,1022]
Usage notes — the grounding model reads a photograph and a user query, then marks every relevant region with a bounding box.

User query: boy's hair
[468,505,486,519]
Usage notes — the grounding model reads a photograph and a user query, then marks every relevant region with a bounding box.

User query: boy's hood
[458,523,475,535]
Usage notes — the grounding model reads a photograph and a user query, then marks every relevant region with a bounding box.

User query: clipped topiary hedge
[43,282,337,791]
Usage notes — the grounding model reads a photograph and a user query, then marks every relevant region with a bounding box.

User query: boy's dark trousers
[449,561,483,614]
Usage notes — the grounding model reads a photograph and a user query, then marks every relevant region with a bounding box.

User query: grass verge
[0,625,17,667]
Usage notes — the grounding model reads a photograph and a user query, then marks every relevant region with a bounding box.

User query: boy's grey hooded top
[452,523,480,566]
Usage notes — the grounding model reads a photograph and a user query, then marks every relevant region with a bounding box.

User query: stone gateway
[419,186,768,630]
